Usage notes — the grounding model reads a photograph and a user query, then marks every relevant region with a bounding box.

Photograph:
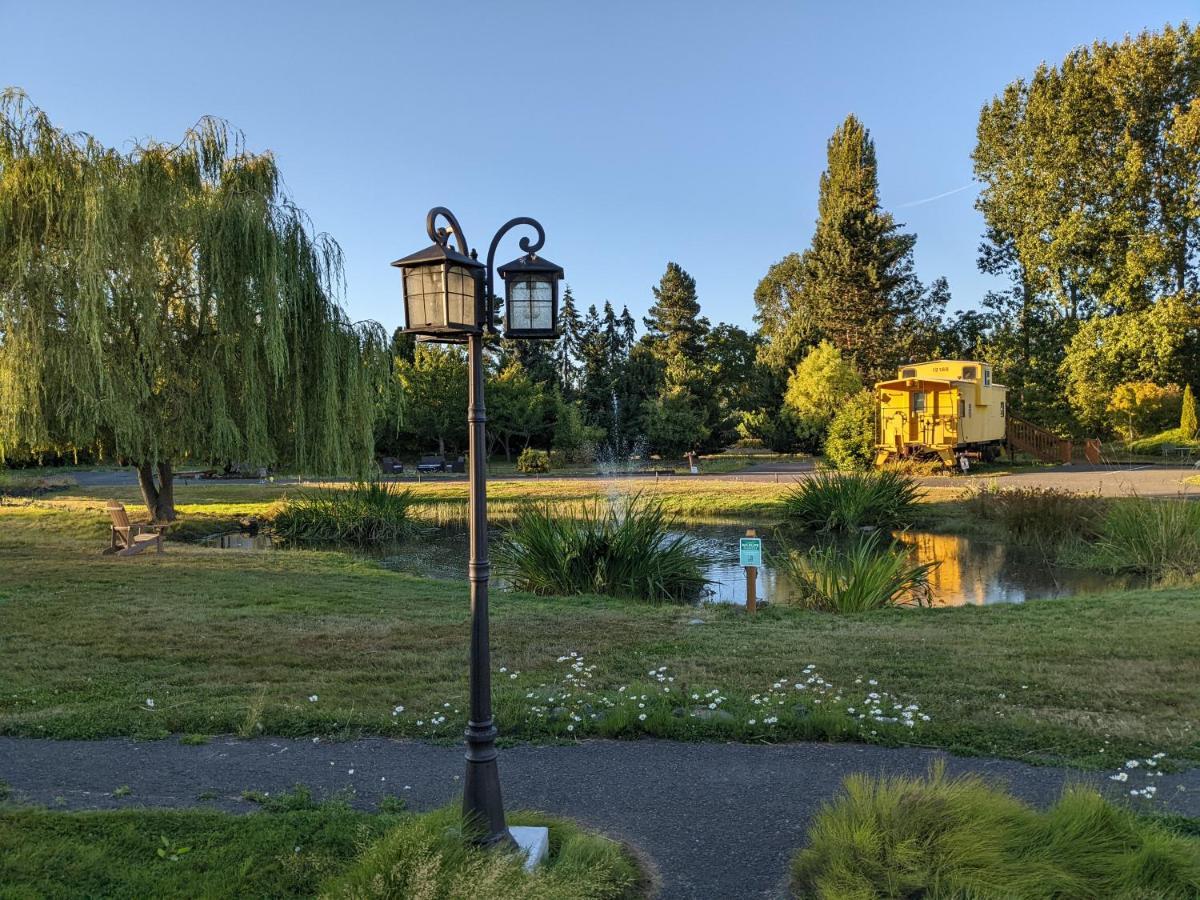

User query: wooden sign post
[739,529,762,614]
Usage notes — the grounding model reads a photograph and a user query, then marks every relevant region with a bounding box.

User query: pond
[204,522,1142,607]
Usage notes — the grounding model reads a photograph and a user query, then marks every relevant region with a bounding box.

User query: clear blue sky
[3,1,1193,333]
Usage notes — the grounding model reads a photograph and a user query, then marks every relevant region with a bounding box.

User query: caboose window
[912,392,927,413]
[962,365,977,380]
[984,367,992,386]
[901,367,917,378]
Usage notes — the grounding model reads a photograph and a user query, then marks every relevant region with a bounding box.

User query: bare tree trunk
[135,461,177,523]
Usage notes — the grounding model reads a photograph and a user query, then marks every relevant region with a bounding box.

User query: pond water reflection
[204,521,1142,607]
[375,522,1141,607]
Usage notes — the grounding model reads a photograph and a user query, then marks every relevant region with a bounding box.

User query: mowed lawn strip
[0,504,1196,768]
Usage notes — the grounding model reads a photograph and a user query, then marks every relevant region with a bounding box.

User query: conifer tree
[1182,384,1198,439]
[643,262,708,377]
[618,305,638,354]
[554,286,583,394]
[801,115,919,380]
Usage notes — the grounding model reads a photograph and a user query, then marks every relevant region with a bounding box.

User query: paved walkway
[2,737,1196,899]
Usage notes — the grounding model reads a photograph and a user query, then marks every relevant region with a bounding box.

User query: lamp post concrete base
[510,825,550,871]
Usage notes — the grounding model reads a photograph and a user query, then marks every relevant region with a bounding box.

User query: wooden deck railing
[1006,416,1072,464]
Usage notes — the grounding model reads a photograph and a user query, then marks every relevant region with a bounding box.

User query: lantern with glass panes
[391,233,485,338]
[392,207,562,342]
[497,252,563,339]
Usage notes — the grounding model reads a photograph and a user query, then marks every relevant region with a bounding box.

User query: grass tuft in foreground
[494,496,711,602]
[792,763,1200,899]
[783,469,920,532]
[325,806,641,899]
[0,804,642,900]
[780,533,936,612]
[270,481,417,545]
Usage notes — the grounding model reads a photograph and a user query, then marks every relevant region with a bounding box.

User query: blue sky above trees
[3,0,1193,331]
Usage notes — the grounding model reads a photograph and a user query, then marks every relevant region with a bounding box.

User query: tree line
[3,23,1200,518]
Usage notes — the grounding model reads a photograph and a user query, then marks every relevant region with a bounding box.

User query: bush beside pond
[780,533,937,612]
[784,470,920,531]
[271,481,417,545]
[494,496,711,602]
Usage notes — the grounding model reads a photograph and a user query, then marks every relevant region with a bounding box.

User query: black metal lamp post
[392,207,562,848]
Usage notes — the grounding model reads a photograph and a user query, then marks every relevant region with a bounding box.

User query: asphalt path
[2,736,1196,899]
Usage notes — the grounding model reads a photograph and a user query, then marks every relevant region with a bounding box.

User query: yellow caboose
[874,360,1007,468]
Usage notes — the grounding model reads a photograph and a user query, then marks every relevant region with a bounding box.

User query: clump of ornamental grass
[784,469,921,532]
[321,805,642,900]
[271,481,417,545]
[780,533,936,612]
[1076,497,1200,580]
[792,763,1200,900]
[968,484,1107,550]
[494,496,711,602]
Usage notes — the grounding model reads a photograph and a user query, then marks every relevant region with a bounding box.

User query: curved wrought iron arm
[426,206,471,257]
[484,217,545,333]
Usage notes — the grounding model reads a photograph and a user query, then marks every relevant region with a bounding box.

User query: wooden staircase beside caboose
[1005,416,1072,464]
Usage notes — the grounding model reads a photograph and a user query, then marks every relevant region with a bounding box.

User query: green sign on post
[739,537,763,568]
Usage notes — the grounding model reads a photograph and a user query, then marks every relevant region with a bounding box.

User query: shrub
[823,390,876,472]
[780,533,936,612]
[516,448,550,474]
[271,481,416,545]
[1182,384,1198,439]
[1080,498,1200,580]
[792,764,1200,899]
[967,485,1106,549]
[322,807,641,900]
[784,470,920,531]
[494,496,711,602]
[783,341,864,451]
[1107,381,1183,441]
[1128,427,1199,455]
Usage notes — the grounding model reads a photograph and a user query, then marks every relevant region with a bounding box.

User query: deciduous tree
[0,91,385,521]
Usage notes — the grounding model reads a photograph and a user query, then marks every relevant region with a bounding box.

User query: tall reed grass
[271,481,417,545]
[784,470,921,531]
[968,484,1106,549]
[792,763,1200,899]
[494,496,711,602]
[780,533,936,612]
[1080,498,1200,580]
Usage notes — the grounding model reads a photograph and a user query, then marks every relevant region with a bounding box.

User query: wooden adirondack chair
[104,501,166,556]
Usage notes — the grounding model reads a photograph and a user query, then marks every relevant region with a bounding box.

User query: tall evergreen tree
[618,305,638,353]
[577,304,614,434]
[643,262,709,381]
[554,285,583,394]
[800,114,920,380]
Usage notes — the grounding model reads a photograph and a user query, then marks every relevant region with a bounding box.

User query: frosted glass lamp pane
[509,277,553,332]
[404,266,444,327]
[446,265,477,326]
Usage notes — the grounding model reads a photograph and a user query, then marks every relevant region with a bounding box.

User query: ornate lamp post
[392,207,563,847]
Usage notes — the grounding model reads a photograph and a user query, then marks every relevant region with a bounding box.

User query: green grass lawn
[0,803,642,899]
[1,501,1196,769]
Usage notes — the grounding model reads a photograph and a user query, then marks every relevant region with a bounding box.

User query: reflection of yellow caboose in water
[875,360,1007,469]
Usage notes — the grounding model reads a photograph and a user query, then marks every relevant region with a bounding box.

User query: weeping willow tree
[0,89,386,520]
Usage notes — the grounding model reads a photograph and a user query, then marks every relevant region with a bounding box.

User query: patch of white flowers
[371,655,928,742]
[1110,753,1168,800]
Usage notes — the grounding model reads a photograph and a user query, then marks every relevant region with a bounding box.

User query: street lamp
[391,206,562,849]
